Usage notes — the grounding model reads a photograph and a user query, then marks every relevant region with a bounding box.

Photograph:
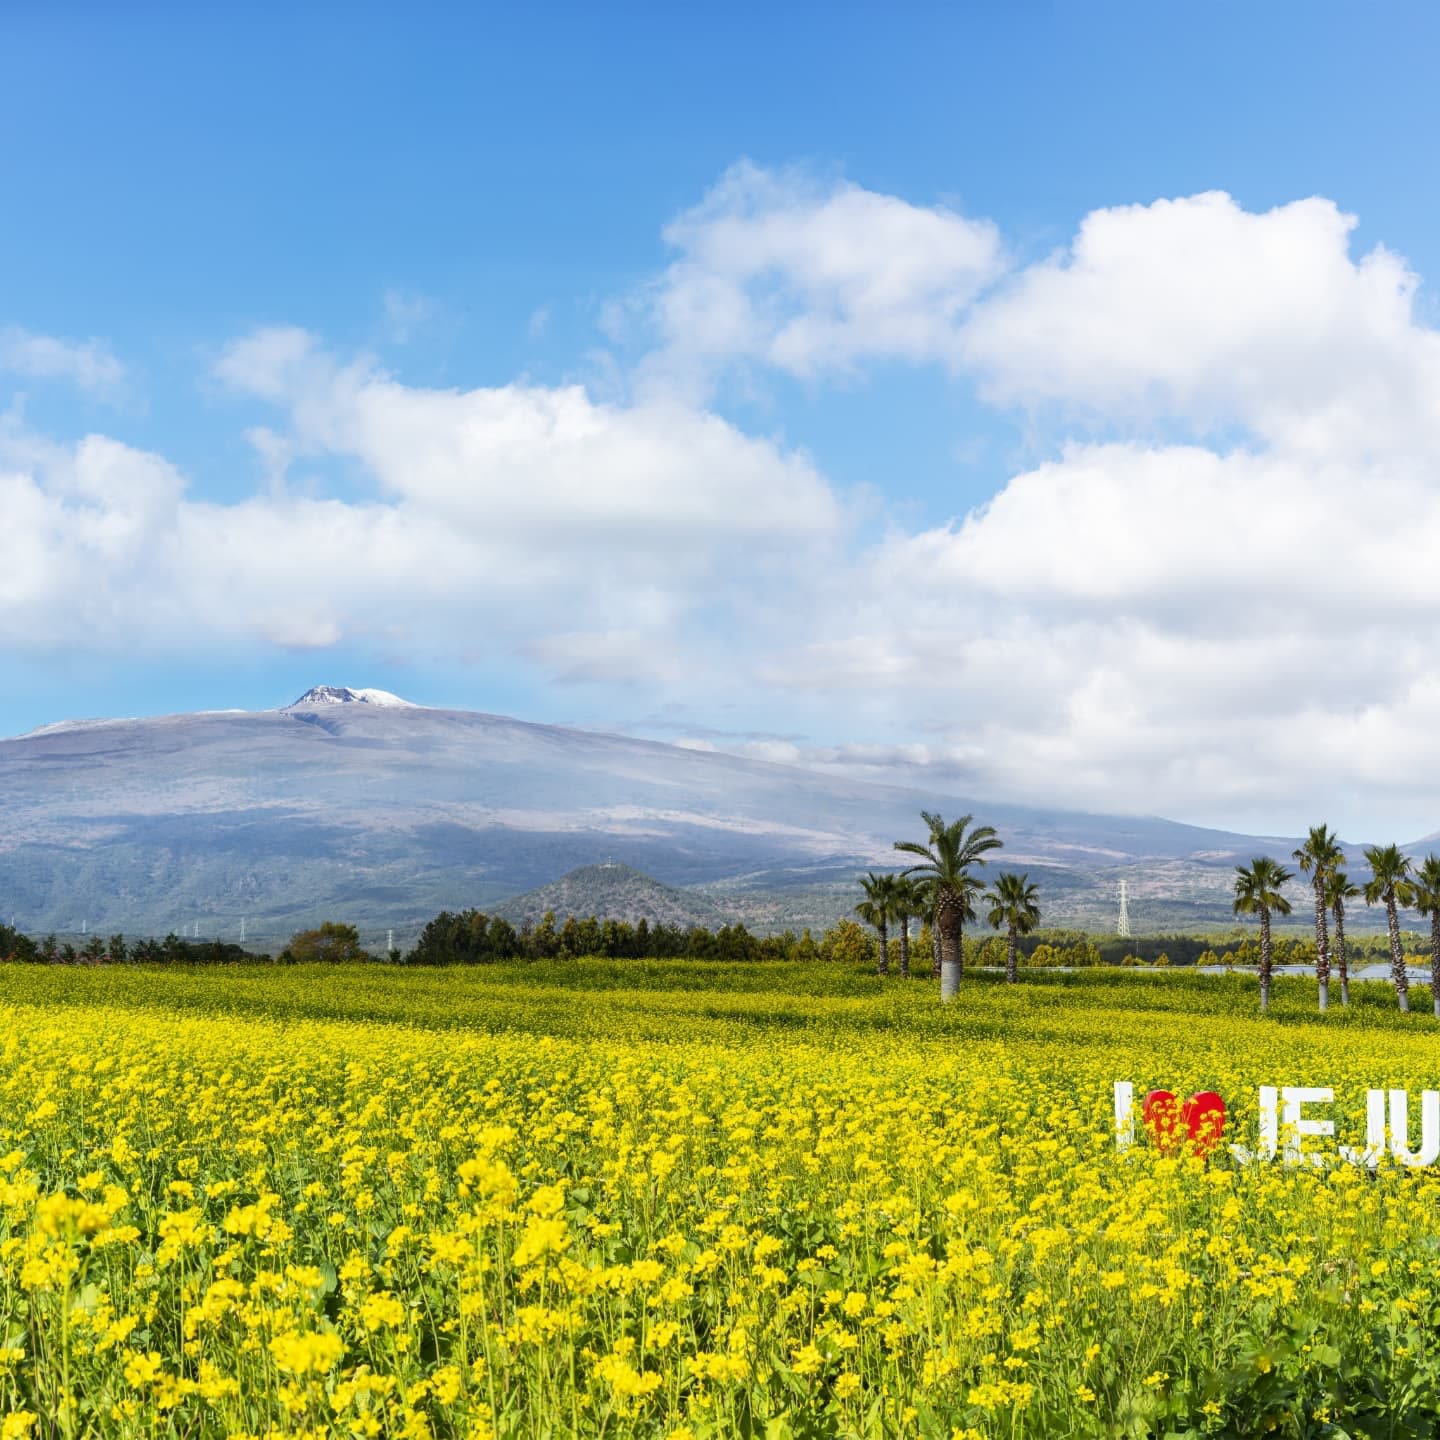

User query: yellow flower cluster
[0,960,1434,1434]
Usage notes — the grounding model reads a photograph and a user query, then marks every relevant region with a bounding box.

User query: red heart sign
[1182,1091,1226,1158]
[1143,1089,1226,1157]
[1143,1090,1182,1150]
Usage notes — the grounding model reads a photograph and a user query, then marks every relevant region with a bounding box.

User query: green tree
[890,876,926,980]
[1293,823,1343,1013]
[985,872,1042,984]
[895,811,1002,1001]
[283,921,365,964]
[1233,857,1293,1014]
[820,918,873,968]
[1364,844,1417,1014]
[1412,854,1440,1019]
[855,871,900,977]
[1324,868,1361,1007]
[0,925,37,963]
[908,879,942,978]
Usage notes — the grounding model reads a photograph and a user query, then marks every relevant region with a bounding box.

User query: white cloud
[661,183,1440,835]
[523,630,682,686]
[775,427,1440,833]
[0,330,846,688]
[960,191,1440,458]
[17,173,1440,836]
[634,161,1003,396]
[0,326,125,395]
[215,327,840,563]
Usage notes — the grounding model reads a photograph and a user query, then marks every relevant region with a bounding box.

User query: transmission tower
[1117,879,1131,939]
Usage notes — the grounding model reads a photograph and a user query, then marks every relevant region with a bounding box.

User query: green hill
[496,863,729,929]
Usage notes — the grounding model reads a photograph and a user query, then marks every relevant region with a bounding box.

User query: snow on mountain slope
[0,695,1305,936]
[286,686,417,708]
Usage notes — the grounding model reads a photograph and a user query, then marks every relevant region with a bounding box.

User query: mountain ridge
[0,691,1389,941]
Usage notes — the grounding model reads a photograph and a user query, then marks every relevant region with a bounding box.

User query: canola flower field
[2,961,1440,1439]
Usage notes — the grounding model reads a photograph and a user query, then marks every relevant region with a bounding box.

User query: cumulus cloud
[214,327,840,565]
[780,427,1440,831]
[0,326,126,395]
[1,330,845,686]
[15,171,1440,834]
[960,192,1440,457]
[633,161,1003,396]
[636,179,1440,833]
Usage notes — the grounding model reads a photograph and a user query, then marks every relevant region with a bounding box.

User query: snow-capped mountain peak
[286,685,417,709]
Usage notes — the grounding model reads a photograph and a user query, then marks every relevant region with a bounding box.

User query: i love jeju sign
[1113,1081,1440,1168]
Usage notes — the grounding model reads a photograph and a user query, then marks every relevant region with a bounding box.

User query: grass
[0,961,1436,1437]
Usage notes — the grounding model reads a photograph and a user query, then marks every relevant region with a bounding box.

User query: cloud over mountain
[9,171,1440,834]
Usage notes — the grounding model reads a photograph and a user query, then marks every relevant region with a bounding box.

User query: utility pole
[1117,879,1131,940]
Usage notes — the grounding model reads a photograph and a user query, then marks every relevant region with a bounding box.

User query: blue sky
[7,4,1440,835]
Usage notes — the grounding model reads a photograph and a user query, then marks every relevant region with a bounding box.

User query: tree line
[0,927,253,966]
[1233,827,1440,1017]
[0,915,847,967]
[13,913,1399,974]
[403,909,817,964]
[843,811,1440,1017]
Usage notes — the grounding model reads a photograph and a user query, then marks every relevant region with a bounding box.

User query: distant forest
[0,913,1430,970]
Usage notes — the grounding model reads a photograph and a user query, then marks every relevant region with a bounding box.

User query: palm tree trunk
[1334,900,1349,1006]
[1387,893,1409,1013]
[1259,905,1272,1015]
[931,921,941,980]
[1312,877,1330,1012]
[1431,912,1440,1019]
[938,898,961,1001]
[899,914,910,980]
[1005,922,1018,984]
[877,920,889,977]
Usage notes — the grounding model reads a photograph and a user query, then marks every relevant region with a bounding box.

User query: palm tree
[1293,824,1343,1013]
[855,871,898,976]
[895,811,1002,1001]
[1324,867,1361,1008]
[1412,854,1440,1018]
[890,876,925,980]
[1363,844,1416,1014]
[1233,857,1293,1014]
[986,872,1041,984]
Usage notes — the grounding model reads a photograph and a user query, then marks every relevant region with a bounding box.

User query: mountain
[0,687,1308,947]
[287,686,418,708]
[495,863,728,929]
